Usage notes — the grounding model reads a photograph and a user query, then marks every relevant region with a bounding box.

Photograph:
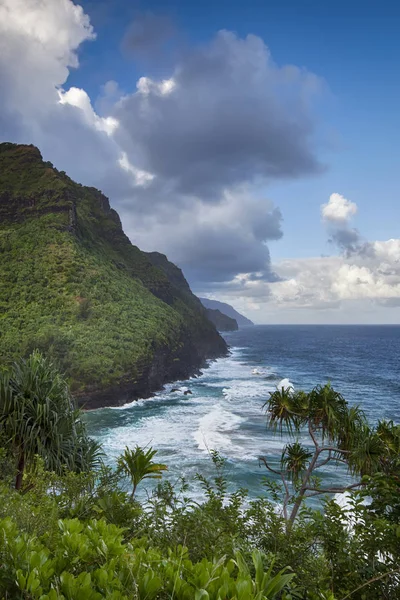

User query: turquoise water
[85,325,400,499]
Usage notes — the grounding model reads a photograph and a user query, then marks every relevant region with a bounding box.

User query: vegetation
[0,351,100,489]
[0,353,399,598]
[117,446,168,498]
[0,143,226,405]
[260,383,396,527]
[205,308,239,332]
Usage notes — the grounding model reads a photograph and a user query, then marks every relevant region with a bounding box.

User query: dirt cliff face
[0,143,227,408]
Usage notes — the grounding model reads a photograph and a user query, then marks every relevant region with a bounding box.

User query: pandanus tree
[0,350,101,490]
[260,383,395,527]
[117,445,168,498]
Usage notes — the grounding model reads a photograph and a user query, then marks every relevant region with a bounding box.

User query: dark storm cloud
[252,207,283,241]
[114,30,325,201]
[177,230,276,284]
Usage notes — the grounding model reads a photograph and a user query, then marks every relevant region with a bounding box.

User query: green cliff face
[204,308,238,332]
[0,143,227,407]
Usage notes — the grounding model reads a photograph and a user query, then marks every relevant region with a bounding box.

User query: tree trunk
[15,449,25,491]
[288,449,321,527]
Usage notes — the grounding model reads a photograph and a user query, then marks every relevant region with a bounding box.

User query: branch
[320,446,351,455]
[279,472,291,521]
[308,421,320,449]
[304,481,363,498]
[314,453,348,469]
[340,569,400,600]
[315,451,331,469]
[258,456,283,477]
[259,456,290,520]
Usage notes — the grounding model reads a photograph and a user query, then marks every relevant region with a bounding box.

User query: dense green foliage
[205,308,239,332]
[0,143,225,403]
[0,355,399,598]
[0,352,100,489]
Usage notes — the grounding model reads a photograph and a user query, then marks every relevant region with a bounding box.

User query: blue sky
[69,0,400,260]
[1,0,400,322]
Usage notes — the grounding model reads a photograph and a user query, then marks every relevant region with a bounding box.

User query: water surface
[85,325,400,498]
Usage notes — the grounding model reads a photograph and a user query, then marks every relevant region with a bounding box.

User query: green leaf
[195,590,209,600]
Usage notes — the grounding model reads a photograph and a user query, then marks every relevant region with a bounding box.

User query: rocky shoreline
[76,341,228,410]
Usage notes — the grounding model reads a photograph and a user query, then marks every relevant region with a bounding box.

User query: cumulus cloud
[321,193,361,252]
[0,0,326,290]
[321,192,357,224]
[1,0,399,323]
[0,0,94,123]
[113,30,325,201]
[0,0,134,197]
[210,234,400,322]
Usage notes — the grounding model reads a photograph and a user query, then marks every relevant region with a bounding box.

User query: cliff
[0,143,227,408]
[199,298,254,328]
[205,308,238,332]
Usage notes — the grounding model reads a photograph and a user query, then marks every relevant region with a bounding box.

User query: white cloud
[0,0,94,118]
[1,0,399,324]
[321,192,358,224]
[209,237,400,322]
[118,152,155,187]
[136,76,176,96]
[58,87,119,135]
[1,1,321,292]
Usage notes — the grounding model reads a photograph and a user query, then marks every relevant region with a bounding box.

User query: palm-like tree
[308,384,348,441]
[281,442,313,486]
[0,350,99,490]
[260,383,391,527]
[117,446,168,498]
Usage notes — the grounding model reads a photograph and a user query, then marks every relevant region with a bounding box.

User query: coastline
[77,345,230,411]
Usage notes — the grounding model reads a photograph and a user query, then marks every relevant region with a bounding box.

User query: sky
[1,0,400,324]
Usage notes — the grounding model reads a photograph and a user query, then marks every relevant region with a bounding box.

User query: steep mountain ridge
[199,298,254,328]
[0,143,227,408]
[204,309,238,332]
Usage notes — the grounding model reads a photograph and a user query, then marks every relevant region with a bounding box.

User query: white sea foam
[86,345,301,498]
[193,405,245,452]
[252,368,264,375]
[108,398,148,411]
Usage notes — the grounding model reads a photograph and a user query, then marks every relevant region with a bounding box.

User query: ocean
[85,325,400,499]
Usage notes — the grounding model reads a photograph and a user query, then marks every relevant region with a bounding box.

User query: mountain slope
[204,309,238,332]
[0,143,227,408]
[199,298,254,328]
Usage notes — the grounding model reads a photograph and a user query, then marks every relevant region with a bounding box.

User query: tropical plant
[117,445,168,498]
[261,383,393,526]
[0,516,298,600]
[0,350,99,490]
